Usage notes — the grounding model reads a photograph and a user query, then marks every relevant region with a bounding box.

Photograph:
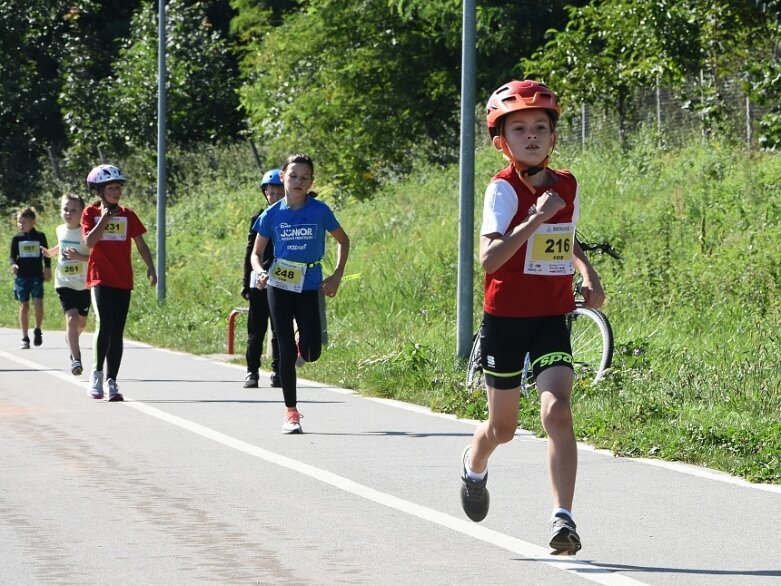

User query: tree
[0,1,68,206]
[522,1,699,141]
[235,0,581,201]
[743,1,781,149]
[104,0,242,154]
[522,0,770,142]
[59,1,140,168]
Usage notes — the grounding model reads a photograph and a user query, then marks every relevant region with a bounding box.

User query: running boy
[242,168,283,389]
[83,164,157,401]
[460,80,605,555]
[9,207,51,349]
[251,154,350,433]
[41,194,91,375]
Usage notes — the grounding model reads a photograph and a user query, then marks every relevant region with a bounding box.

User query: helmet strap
[495,134,554,193]
[495,136,542,192]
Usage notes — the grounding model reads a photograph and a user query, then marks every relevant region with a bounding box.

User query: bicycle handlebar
[575,232,622,260]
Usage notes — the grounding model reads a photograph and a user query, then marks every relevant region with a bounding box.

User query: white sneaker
[282,409,303,434]
[106,379,124,402]
[89,370,104,400]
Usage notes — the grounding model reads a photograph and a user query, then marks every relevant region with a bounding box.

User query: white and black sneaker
[460,446,489,522]
[549,512,581,555]
[243,372,259,388]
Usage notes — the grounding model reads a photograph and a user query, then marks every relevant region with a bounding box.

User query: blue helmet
[260,169,283,189]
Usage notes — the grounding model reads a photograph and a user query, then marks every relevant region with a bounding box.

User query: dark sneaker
[20,337,30,350]
[33,328,42,346]
[549,512,582,555]
[243,372,259,388]
[270,372,281,387]
[460,446,489,522]
[106,379,124,402]
[71,358,83,376]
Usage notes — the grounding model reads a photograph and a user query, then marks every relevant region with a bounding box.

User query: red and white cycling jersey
[481,166,579,318]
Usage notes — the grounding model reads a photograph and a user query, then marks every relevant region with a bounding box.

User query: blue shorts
[480,312,572,390]
[13,276,44,302]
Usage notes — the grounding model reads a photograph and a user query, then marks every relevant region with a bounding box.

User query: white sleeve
[480,179,518,236]
[572,179,580,224]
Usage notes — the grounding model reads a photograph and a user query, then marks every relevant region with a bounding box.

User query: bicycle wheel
[465,330,485,393]
[567,306,613,383]
[521,353,535,395]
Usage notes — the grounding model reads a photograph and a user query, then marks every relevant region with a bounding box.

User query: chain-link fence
[557,78,768,150]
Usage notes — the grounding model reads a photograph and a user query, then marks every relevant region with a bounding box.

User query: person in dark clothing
[242,169,283,388]
[9,207,51,349]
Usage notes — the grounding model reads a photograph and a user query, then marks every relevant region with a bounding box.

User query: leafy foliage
[58,1,140,169]
[236,0,581,201]
[105,0,242,154]
[1,135,780,482]
[523,0,773,141]
[238,0,457,201]
[0,1,69,206]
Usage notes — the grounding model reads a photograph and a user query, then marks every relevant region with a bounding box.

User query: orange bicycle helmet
[486,80,560,139]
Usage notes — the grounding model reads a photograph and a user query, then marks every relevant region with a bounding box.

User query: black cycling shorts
[480,311,572,390]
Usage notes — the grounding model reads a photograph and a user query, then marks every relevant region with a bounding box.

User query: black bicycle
[466,234,621,393]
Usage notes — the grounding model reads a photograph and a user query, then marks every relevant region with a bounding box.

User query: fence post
[656,81,662,136]
[581,102,586,150]
[248,138,262,171]
[46,147,62,182]
[746,95,752,149]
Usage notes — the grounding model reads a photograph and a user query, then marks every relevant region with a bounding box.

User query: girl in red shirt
[82,164,157,401]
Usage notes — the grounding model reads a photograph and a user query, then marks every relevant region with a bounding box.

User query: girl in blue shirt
[251,154,350,433]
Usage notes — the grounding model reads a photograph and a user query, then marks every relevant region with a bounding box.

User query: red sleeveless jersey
[483,166,578,318]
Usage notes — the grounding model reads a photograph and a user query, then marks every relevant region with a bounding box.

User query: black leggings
[246,287,279,375]
[267,287,322,407]
[91,285,131,381]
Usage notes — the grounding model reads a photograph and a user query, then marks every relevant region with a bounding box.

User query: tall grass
[1,138,778,483]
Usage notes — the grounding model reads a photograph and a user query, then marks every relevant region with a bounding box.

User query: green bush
[1,136,778,484]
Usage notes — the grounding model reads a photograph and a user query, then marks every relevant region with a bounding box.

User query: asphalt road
[1,327,779,585]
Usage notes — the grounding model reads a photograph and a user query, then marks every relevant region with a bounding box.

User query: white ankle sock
[552,507,573,521]
[465,461,487,482]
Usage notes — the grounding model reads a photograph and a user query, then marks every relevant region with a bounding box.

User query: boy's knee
[541,399,573,430]
[488,421,517,444]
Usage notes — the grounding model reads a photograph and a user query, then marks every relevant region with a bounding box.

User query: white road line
[20,343,772,500]
[127,400,649,586]
[1,348,649,585]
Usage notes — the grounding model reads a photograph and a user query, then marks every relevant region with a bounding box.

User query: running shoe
[243,372,259,388]
[33,328,42,346]
[20,337,30,350]
[270,372,281,388]
[106,379,124,402]
[460,446,490,522]
[549,512,582,555]
[89,370,104,400]
[71,358,83,376]
[282,409,303,434]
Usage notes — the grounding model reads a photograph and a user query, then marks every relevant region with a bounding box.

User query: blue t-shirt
[254,197,341,291]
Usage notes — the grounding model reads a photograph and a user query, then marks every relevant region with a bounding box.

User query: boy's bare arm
[573,243,605,309]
